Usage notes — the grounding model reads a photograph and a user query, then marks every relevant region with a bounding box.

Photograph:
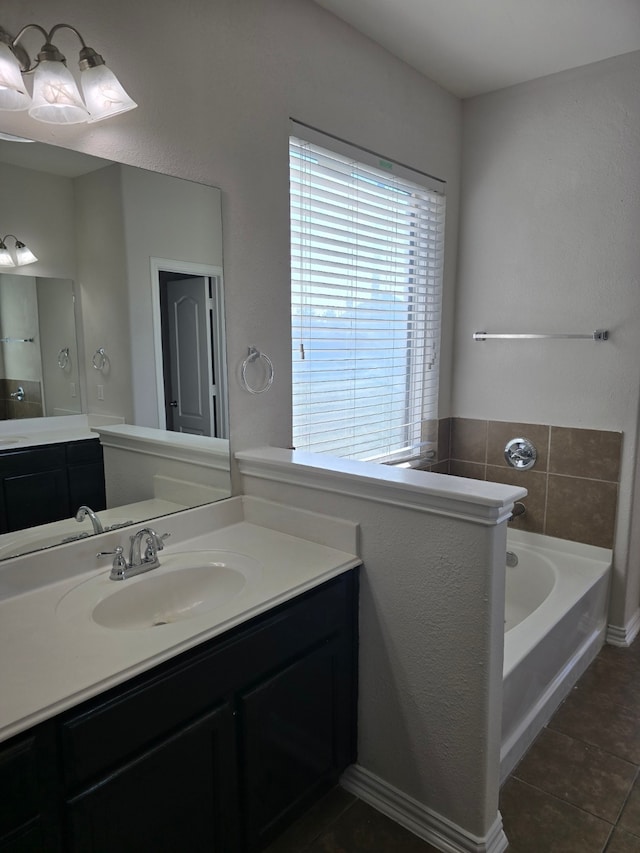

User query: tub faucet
[75,505,104,534]
[509,501,526,522]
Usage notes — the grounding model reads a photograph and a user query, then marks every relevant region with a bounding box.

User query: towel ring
[57,347,70,369]
[241,346,274,394]
[92,347,107,370]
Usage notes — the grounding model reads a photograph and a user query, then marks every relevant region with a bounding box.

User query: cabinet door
[0,824,47,853]
[0,725,60,853]
[3,470,69,532]
[66,441,106,514]
[66,704,237,853]
[0,446,69,532]
[67,462,106,515]
[239,637,354,851]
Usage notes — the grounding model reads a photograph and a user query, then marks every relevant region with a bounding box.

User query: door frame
[149,257,228,438]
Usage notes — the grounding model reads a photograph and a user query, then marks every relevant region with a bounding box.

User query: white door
[164,276,213,435]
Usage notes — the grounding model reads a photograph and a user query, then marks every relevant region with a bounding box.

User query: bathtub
[500,529,612,782]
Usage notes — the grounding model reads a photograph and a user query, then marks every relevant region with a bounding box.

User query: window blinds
[290,134,446,464]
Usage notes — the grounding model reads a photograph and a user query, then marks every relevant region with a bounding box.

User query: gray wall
[0,0,462,460]
[454,51,640,629]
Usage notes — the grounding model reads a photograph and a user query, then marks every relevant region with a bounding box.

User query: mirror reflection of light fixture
[0,23,136,125]
[0,234,38,267]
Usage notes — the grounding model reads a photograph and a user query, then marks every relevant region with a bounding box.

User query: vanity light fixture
[0,23,136,125]
[0,234,38,267]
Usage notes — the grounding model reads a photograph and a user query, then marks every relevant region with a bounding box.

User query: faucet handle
[97,546,128,580]
[142,529,169,559]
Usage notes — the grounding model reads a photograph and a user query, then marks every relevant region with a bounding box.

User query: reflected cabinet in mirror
[0,139,230,561]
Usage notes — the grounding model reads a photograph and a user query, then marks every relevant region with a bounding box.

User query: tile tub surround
[0,377,43,419]
[429,418,622,549]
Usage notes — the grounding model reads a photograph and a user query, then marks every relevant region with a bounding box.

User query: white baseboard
[607,608,640,647]
[340,764,508,853]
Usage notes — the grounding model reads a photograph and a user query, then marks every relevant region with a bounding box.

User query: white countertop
[0,427,97,450]
[0,497,360,743]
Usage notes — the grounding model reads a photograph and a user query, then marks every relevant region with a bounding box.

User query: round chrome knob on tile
[504,437,537,470]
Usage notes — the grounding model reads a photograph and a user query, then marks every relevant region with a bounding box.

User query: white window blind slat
[290,134,445,463]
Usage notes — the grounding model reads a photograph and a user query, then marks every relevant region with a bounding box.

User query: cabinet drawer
[66,440,102,465]
[219,574,354,688]
[60,646,230,790]
[0,446,66,476]
[0,735,38,838]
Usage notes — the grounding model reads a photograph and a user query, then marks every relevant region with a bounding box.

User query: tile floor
[266,637,640,852]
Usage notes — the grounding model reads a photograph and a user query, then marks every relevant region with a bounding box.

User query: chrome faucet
[129,527,166,571]
[75,505,104,534]
[98,527,169,581]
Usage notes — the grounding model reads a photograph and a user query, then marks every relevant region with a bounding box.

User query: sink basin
[56,550,262,630]
[0,436,25,446]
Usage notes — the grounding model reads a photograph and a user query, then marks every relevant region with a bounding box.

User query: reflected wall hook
[92,346,107,370]
[241,346,274,394]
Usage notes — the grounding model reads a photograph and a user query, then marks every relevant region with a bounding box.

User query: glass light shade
[0,42,30,111]
[28,60,89,124]
[14,243,37,266]
[81,63,137,122]
[0,246,15,267]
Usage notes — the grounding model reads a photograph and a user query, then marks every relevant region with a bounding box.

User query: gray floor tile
[263,787,357,852]
[500,777,613,853]
[513,727,636,822]
[605,827,640,852]
[548,687,640,764]
[307,799,441,852]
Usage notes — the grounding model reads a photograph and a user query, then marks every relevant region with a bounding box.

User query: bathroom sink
[56,551,262,630]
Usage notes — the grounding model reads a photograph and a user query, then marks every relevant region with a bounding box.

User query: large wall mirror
[0,138,230,561]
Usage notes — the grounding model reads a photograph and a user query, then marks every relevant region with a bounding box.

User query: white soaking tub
[500,529,612,782]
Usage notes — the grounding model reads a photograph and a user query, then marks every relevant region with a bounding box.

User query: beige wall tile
[546,475,618,548]
[449,460,485,480]
[450,418,487,463]
[549,427,622,482]
[437,418,451,463]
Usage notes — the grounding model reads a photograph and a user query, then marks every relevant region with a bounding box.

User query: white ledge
[236,447,527,526]
[93,425,230,472]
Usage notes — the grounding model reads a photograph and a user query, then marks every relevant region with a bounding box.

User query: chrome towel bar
[473,330,609,342]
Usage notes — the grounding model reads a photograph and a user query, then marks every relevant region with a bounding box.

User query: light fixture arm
[0,21,136,124]
[9,23,97,72]
[6,24,49,71]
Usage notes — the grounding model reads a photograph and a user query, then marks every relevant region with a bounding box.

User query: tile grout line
[508,774,618,830]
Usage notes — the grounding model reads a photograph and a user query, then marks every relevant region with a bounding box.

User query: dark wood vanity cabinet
[0,724,60,853]
[0,571,358,852]
[0,439,106,534]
